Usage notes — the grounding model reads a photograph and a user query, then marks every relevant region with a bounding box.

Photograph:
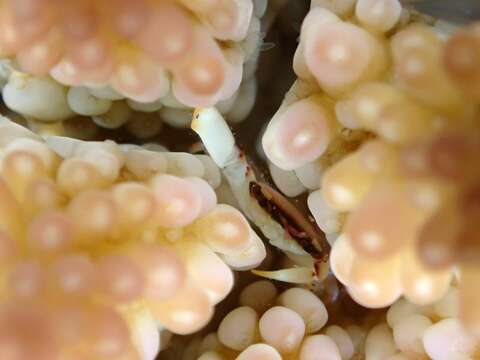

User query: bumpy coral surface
[0,0,266,136]
[0,117,266,360]
[0,0,263,105]
[180,281,345,360]
[262,0,480,335]
[177,281,479,360]
[0,0,479,359]
[381,284,479,360]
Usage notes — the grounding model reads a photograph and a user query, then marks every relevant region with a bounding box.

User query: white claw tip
[192,107,236,168]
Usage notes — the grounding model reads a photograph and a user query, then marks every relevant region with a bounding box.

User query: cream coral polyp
[189,281,479,360]
[0,117,265,359]
[377,283,479,359]
[0,0,257,107]
[262,0,480,334]
[191,282,342,360]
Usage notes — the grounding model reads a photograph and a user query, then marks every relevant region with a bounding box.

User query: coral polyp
[0,0,259,106]
[0,117,265,359]
[178,281,480,360]
[0,0,267,139]
[261,0,480,337]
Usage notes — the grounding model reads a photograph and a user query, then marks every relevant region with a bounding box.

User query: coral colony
[0,0,477,359]
[0,118,265,359]
[179,281,471,360]
[0,0,265,133]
